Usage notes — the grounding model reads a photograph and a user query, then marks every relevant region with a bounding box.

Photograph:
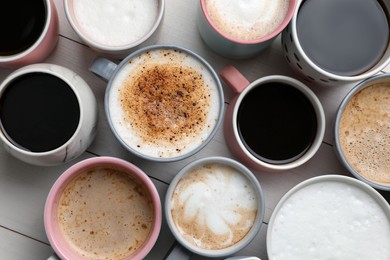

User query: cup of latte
[64,0,165,56]
[334,74,390,190]
[282,0,390,86]
[44,156,162,259]
[0,0,59,68]
[220,65,325,172]
[90,45,224,162]
[267,175,390,259]
[165,156,265,259]
[197,0,297,59]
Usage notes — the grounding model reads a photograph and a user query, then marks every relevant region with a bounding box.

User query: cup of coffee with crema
[64,0,164,56]
[197,0,297,59]
[0,0,59,68]
[220,65,325,172]
[334,74,390,190]
[282,0,390,86]
[0,64,98,166]
[165,157,264,259]
[44,156,162,259]
[90,45,224,162]
[267,175,390,259]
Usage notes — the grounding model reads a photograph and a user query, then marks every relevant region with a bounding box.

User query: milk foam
[58,168,154,259]
[339,83,390,185]
[170,163,258,250]
[109,49,221,159]
[205,0,289,41]
[270,181,390,259]
[73,0,158,46]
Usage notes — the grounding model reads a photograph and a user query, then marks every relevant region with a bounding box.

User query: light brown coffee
[58,168,154,259]
[170,163,258,250]
[339,82,390,185]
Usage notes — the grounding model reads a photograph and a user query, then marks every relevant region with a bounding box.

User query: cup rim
[165,156,265,258]
[64,0,165,52]
[44,156,162,259]
[0,0,52,62]
[289,0,390,82]
[0,63,84,157]
[231,75,325,171]
[199,0,297,45]
[334,73,390,191]
[104,44,225,162]
[266,174,390,259]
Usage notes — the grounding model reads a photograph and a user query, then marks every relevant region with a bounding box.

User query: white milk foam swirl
[270,181,390,259]
[205,0,289,40]
[74,0,158,46]
[171,164,258,250]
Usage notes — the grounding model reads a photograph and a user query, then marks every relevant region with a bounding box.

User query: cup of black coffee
[0,64,98,166]
[282,0,390,86]
[0,0,59,68]
[220,65,325,172]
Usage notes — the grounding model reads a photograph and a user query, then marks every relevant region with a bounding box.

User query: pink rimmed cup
[197,0,297,59]
[44,157,162,260]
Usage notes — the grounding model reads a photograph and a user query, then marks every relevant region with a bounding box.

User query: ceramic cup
[197,0,297,59]
[44,156,162,259]
[220,65,325,172]
[267,175,390,259]
[0,0,59,68]
[334,74,390,190]
[90,45,224,162]
[165,156,264,259]
[64,0,165,57]
[282,0,390,86]
[0,63,98,166]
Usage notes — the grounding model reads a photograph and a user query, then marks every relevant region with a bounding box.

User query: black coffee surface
[237,83,317,164]
[0,1,46,56]
[0,73,80,152]
[297,0,389,76]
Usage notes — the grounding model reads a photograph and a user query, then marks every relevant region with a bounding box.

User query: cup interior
[64,0,164,51]
[232,76,325,171]
[200,0,297,44]
[44,157,162,259]
[165,157,264,258]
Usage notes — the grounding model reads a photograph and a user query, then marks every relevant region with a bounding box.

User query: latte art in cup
[170,163,258,250]
[109,48,221,159]
[205,0,289,41]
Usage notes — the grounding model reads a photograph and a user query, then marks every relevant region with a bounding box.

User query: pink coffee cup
[0,0,59,69]
[44,157,162,259]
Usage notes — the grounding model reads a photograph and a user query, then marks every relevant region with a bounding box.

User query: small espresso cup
[90,45,224,162]
[0,64,98,166]
[334,74,390,191]
[165,156,264,259]
[44,156,162,259]
[220,65,325,172]
[0,0,59,68]
[282,0,390,86]
[64,0,165,56]
[197,0,297,59]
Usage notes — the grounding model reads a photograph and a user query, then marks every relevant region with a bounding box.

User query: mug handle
[164,243,193,260]
[219,65,250,94]
[89,57,118,81]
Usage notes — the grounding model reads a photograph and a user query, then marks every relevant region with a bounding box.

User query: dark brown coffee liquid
[297,0,389,76]
[0,1,46,56]
[0,73,80,152]
[237,83,317,164]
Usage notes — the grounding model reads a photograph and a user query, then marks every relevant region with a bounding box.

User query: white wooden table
[0,1,389,259]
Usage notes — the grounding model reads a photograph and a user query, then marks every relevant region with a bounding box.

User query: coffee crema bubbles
[170,163,258,250]
[109,48,221,159]
[57,168,154,259]
[339,83,390,185]
[205,0,289,41]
